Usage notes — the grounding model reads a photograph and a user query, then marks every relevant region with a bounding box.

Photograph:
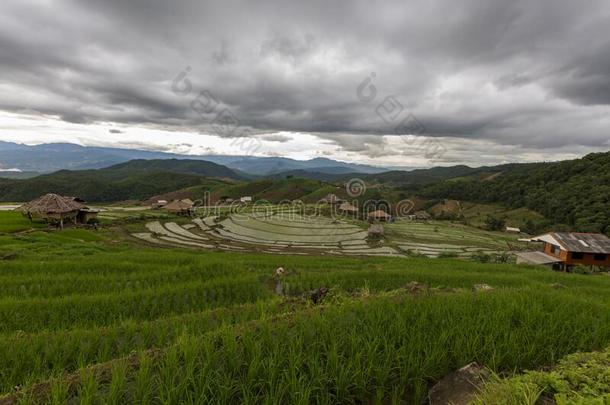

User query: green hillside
[419,151,610,234]
[361,164,521,186]
[209,177,332,203]
[102,159,243,180]
[0,159,242,203]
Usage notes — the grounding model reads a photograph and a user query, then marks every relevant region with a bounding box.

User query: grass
[460,202,545,228]
[0,211,45,234]
[473,346,610,404]
[0,210,608,403]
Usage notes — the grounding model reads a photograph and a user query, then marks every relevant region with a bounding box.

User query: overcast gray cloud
[0,0,609,165]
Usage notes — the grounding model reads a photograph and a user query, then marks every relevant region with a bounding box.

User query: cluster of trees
[0,170,221,203]
[484,215,506,231]
[419,152,610,235]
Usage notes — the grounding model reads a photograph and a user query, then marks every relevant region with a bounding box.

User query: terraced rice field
[388,220,520,258]
[133,213,522,259]
[2,228,610,404]
[1,211,609,403]
[135,213,401,257]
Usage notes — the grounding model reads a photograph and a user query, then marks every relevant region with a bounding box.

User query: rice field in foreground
[0,214,609,404]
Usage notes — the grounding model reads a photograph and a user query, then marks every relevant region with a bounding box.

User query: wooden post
[60,218,64,229]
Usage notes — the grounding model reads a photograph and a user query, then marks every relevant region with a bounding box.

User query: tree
[485,215,506,231]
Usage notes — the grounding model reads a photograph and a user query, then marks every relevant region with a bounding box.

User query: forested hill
[419,151,610,234]
[98,159,244,180]
[0,159,241,203]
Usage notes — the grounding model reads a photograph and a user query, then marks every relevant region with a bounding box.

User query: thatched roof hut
[368,223,384,237]
[163,199,194,215]
[20,194,84,216]
[339,202,358,213]
[19,194,93,228]
[409,210,431,220]
[319,193,344,204]
[367,210,391,222]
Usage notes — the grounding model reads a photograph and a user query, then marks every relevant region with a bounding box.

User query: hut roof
[531,232,610,254]
[20,194,86,215]
[339,202,358,212]
[367,210,390,219]
[414,210,432,219]
[320,193,343,204]
[515,251,562,265]
[368,223,384,235]
[164,199,194,212]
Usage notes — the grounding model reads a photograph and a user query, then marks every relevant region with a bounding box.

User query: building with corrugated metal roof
[519,232,610,271]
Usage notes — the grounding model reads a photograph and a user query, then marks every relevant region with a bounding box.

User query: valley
[0,150,608,404]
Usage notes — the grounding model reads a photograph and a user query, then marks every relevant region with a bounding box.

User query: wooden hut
[319,194,344,205]
[367,210,391,222]
[19,193,92,228]
[368,223,384,237]
[408,211,432,220]
[163,199,194,215]
[76,208,99,224]
[339,202,358,215]
[152,200,168,209]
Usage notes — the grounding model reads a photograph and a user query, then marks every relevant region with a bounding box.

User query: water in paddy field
[0,205,21,211]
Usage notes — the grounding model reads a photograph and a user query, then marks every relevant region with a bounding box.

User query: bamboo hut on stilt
[19,194,98,229]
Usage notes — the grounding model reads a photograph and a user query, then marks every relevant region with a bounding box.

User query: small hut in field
[19,193,97,228]
[151,200,168,209]
[408,210,432,220]
[339,202,358,215]
[368,223,384,238]
[163,199,194,215]
[319,194,344,205]
[367,210,391,222]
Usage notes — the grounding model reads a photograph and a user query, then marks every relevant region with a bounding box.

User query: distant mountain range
[0,141,387,176]
[1,149,608,235]
[0,159,242,203]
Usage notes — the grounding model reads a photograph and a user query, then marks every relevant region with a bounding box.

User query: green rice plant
[48,375,70,405]
[106,360,129,405]
[76,369,98,405]
[1,220,609,404]
[16,287,607,404]
[0,300,288,393]
[0,276,271,334]
[0,212,46,234]
[134,353,154,405]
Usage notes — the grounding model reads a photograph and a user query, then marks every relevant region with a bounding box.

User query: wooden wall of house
[565,251,610,267]
[543,242,567,260]
[543,242,610,267]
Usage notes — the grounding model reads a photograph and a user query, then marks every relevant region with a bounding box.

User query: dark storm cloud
[1,0,610,160]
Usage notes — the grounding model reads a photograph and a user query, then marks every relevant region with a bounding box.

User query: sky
[1,0,609,168]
